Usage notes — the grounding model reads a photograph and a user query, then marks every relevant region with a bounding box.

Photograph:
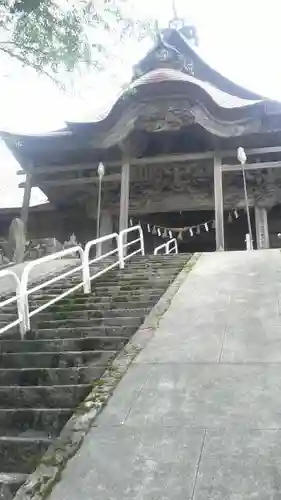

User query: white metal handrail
[167,238,178,254]
[0,224,174,338]
[20,246,84,332]
[119,225,145,269]
[83,233,119,293]
[0,270,24,338]
[154,238,178,255]
[154,243,166,255]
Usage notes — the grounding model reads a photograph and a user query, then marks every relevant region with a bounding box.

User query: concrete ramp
[47,250,281,500]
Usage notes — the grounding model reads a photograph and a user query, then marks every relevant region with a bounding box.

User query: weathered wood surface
[16,146,281,176]
[214,155,224,250]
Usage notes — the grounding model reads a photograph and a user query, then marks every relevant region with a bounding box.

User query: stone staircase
[0,253,190,498]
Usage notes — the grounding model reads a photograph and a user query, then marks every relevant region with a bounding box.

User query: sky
[1,0,281,208]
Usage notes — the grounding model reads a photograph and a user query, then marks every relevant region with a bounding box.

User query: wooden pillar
[97,211,113,257]
[119,159,130,233]
[20,173,32,228]
[255,206,269,249]
[213,155,224,251]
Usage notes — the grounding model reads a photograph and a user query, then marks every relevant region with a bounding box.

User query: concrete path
[48,250,281,500]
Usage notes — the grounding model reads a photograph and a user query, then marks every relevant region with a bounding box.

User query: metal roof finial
[169,0,184,30]
[172,0,178,19]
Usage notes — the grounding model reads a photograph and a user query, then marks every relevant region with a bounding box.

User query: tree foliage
[0,0,152,83]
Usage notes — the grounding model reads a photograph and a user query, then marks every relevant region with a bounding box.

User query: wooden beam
[19,173,121,188]
[119,160,130,235]
[222,161,281,172]
[240,146,281,156]
[16,152,215,176]
[17,162,100,175]
[20,173,32,226]
[255,206,270,249]
[16,146,281,177]
[214,155,224,251]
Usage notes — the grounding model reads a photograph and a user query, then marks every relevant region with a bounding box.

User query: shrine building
[3,23,281,253]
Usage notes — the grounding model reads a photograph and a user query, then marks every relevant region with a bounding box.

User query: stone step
[0,408,71,437]
[85,282,176,291]
[35,316,143,329]
[1,324,136,342]
[83,272,180,283]
[0,384,92,409]
[0,366,107,387]
[61,268,183,284]
[0,308,150,323]
[3,296,162,315]
[0,253,189,495]
[30,288,166,301]
[92,260,188,269]
[95,274,179,283]
[0,336,127,354]
[0,350,116,369]
[0,436,51,473]
[90,274,177,283]
[32,299,159,312]
[91,259,187,269]
[34,307,150,322]
[0,472,28,499]
[30,325,137,340]
[42,280,173,293]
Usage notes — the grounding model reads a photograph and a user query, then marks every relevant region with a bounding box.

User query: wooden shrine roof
[2,27,281,207]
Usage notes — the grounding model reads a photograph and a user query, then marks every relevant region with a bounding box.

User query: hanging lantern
[152,226,157,235]
[196,225,200,235]
[177,231,183,241]
[147,224,151,233]
[228,213,233,223]
[189,228,194,237]
[169,230,173,239]
[157,228,161,237]
[129,218,133,227]
[204,222,209,232]
[234,209,239,219]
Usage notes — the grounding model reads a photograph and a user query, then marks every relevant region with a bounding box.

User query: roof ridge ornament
[169,0,185,31]
[169,1,198,46]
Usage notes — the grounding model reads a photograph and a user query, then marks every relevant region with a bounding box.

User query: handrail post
[84,233,120,288]
[154,238,178,256]
[139,226,145,256]
[82,247,91,294]
[20,273,31,333]
[118,232,125,269]
[17,284,27,340]
[20,245,84,334]
[0,270,26,339]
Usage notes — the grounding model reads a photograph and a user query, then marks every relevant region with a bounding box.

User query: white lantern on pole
[96,162,105,246]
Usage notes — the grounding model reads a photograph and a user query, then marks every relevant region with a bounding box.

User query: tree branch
[0,45,63,87]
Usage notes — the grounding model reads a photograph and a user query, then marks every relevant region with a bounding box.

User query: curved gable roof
[137,28,265,101]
